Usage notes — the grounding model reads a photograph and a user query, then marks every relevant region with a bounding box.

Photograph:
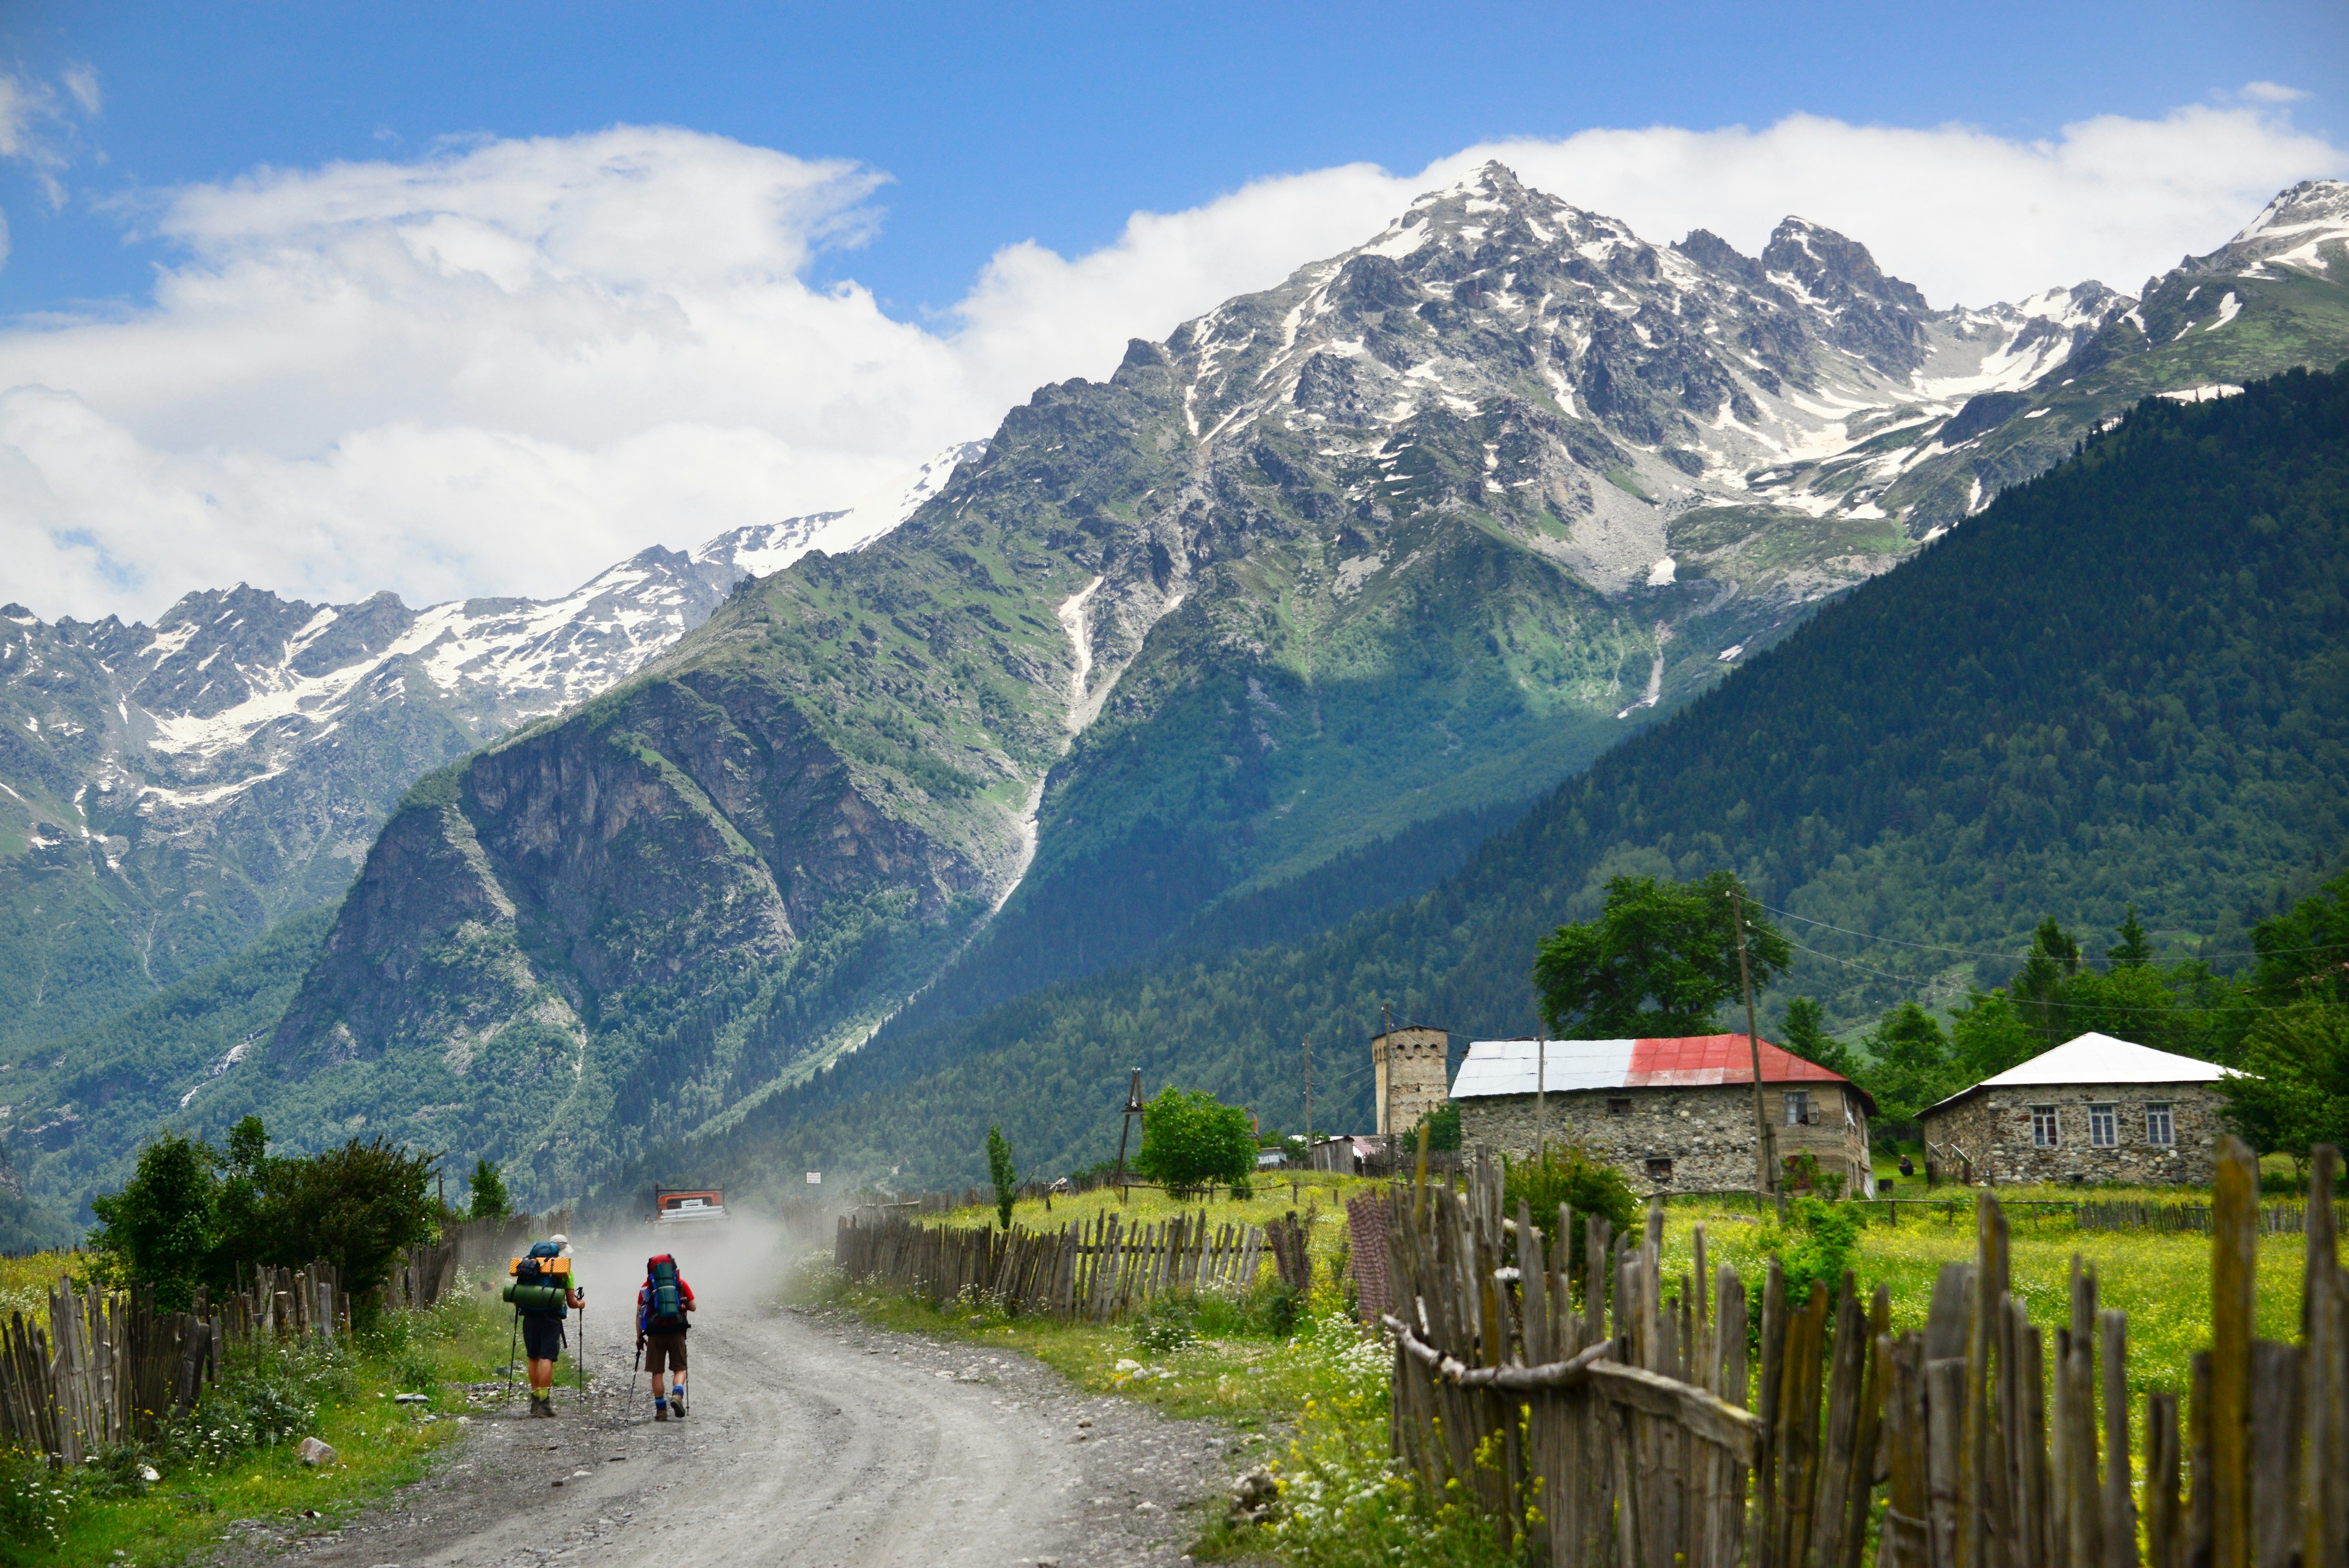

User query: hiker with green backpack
[637,1254,697,1421]
[504,1236,585,1418]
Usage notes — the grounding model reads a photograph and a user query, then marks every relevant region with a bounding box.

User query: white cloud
[0,66,98,210]
[0,104,2340,623]
[2239,81,2310,104]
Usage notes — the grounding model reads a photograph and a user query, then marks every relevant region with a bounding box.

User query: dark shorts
[644,1331,688,1380]
[522,1314,566,1362]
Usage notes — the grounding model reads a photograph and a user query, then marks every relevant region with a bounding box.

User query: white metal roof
[1451,1038,1635,1098]
[1924,1031,2236,1115]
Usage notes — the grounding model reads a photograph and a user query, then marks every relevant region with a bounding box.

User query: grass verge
[1,1265,520,1567]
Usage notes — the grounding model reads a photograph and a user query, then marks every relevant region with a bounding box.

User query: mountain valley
[4,166,2345,1227]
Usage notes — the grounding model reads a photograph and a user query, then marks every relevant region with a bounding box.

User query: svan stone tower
[1373,1025,1450,1135]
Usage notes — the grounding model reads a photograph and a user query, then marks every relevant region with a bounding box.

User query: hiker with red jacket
[637,1254,697,1421]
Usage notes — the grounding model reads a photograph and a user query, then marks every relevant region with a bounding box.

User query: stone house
[1372,1025,1450,1135]
[1918,1033,2236,1187]
[1450,1034,1874,1196]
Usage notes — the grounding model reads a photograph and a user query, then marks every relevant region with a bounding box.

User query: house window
[2146,1104,2175,1146]
[1784,1090,1811,1126]
[1606,1098,1633,1117]
[1646,1157,1673,1184]
[2088,1104,2117,1147]
[2032,1106,2060,1148]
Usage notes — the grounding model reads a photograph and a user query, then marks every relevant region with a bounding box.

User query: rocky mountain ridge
[0,441,983,1054]
[217,168,2349,1206]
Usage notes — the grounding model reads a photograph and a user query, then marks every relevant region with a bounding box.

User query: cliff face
[259,353,1192,1192]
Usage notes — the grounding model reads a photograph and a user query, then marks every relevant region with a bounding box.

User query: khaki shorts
[644,1331,688,1380]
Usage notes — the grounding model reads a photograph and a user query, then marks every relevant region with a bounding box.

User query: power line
[1781,935,2311,1016]
[1756,900,2339,965]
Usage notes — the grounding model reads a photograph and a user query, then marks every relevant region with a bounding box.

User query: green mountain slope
[661,363,2349,1199]
[18,174,2348,1219]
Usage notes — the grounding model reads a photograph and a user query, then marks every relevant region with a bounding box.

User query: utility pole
[1113,1068,1144,1201]
[1535,1013,1547,1161]
[1731,886,1783,1217]
[1303,1036,1313,1157]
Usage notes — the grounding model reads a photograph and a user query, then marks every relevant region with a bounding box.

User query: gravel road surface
[213,1233,1247,1568]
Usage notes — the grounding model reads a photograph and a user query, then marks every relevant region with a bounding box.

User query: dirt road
[220,1235,1245,1568]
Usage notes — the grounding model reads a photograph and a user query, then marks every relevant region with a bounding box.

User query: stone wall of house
[1375,1027,1450,1135]
[1457,1082,1871,1194]
[1919,1081,2228,1186]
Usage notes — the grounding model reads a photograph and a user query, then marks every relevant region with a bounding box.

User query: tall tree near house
[2013,917,2086,1045]
[985,1125,1018,1230]
[2250,871,2349,1006]
[1860,1003,1961,1131]
[2224,1001,2349,1170]
[1779,997,1856,1078]
[1532,872,1789,1037]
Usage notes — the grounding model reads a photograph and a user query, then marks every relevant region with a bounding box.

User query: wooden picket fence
[0,1259,345,1465]
[1381,1139,2348,1568]
[834,1208,1281,1321]
[2073,1198,2307,1235]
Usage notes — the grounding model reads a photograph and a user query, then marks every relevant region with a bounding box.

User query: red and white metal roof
[1452,1034,1859,1101]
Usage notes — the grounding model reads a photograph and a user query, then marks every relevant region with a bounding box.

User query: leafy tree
[1416,1101,1463,1153]
[1501,1145,1637,1285]
[466,1158,511,1222]
[1859,1004,1961,1129]
[256,1137,439,1305]
[87,1130,217,1312]
[2223,1001,2349,1169]
[1131,1087,1256,1199]
[1948,991,2040,1082]
[1779,997,1855,1079]
[211,1115,274,1279]
[985,1125,1018,1230]
[2251,873,2349,1006]
[1533,873,1790,1038]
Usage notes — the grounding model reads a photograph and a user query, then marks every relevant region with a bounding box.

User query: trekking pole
[504,1306,520,1410]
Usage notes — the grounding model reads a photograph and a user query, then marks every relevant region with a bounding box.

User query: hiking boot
[654,1403,668,1422]
[529,1394,555,1419]
[670,1390,686,1419]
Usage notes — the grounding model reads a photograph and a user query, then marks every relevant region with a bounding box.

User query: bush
[86,1131,216,1312]
[1762,1197,1864,1322]
[1131,1087,1257,1200]
[1501,1145,1639,1283]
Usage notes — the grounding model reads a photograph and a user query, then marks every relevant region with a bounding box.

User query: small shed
[1450,1034,1874,1196]
[1917,1032,2237,1187]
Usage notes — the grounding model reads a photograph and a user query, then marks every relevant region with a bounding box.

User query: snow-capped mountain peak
[694,439,988,580]
[0,437,982,943]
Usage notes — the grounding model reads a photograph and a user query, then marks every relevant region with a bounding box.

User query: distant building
[1373,1025,1450,1135]
[1918,1032,2236,1187]
[1450,1034,1874,1196]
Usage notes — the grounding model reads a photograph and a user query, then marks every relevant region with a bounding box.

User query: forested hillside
[648,364,2349,1202]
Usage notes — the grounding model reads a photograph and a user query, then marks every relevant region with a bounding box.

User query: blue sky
[0,1,2343,620]
[3,0,2343,321]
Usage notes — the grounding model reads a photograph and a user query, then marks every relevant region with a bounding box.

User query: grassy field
[1,1263,524,1568]
[823,1172,2318,1567]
